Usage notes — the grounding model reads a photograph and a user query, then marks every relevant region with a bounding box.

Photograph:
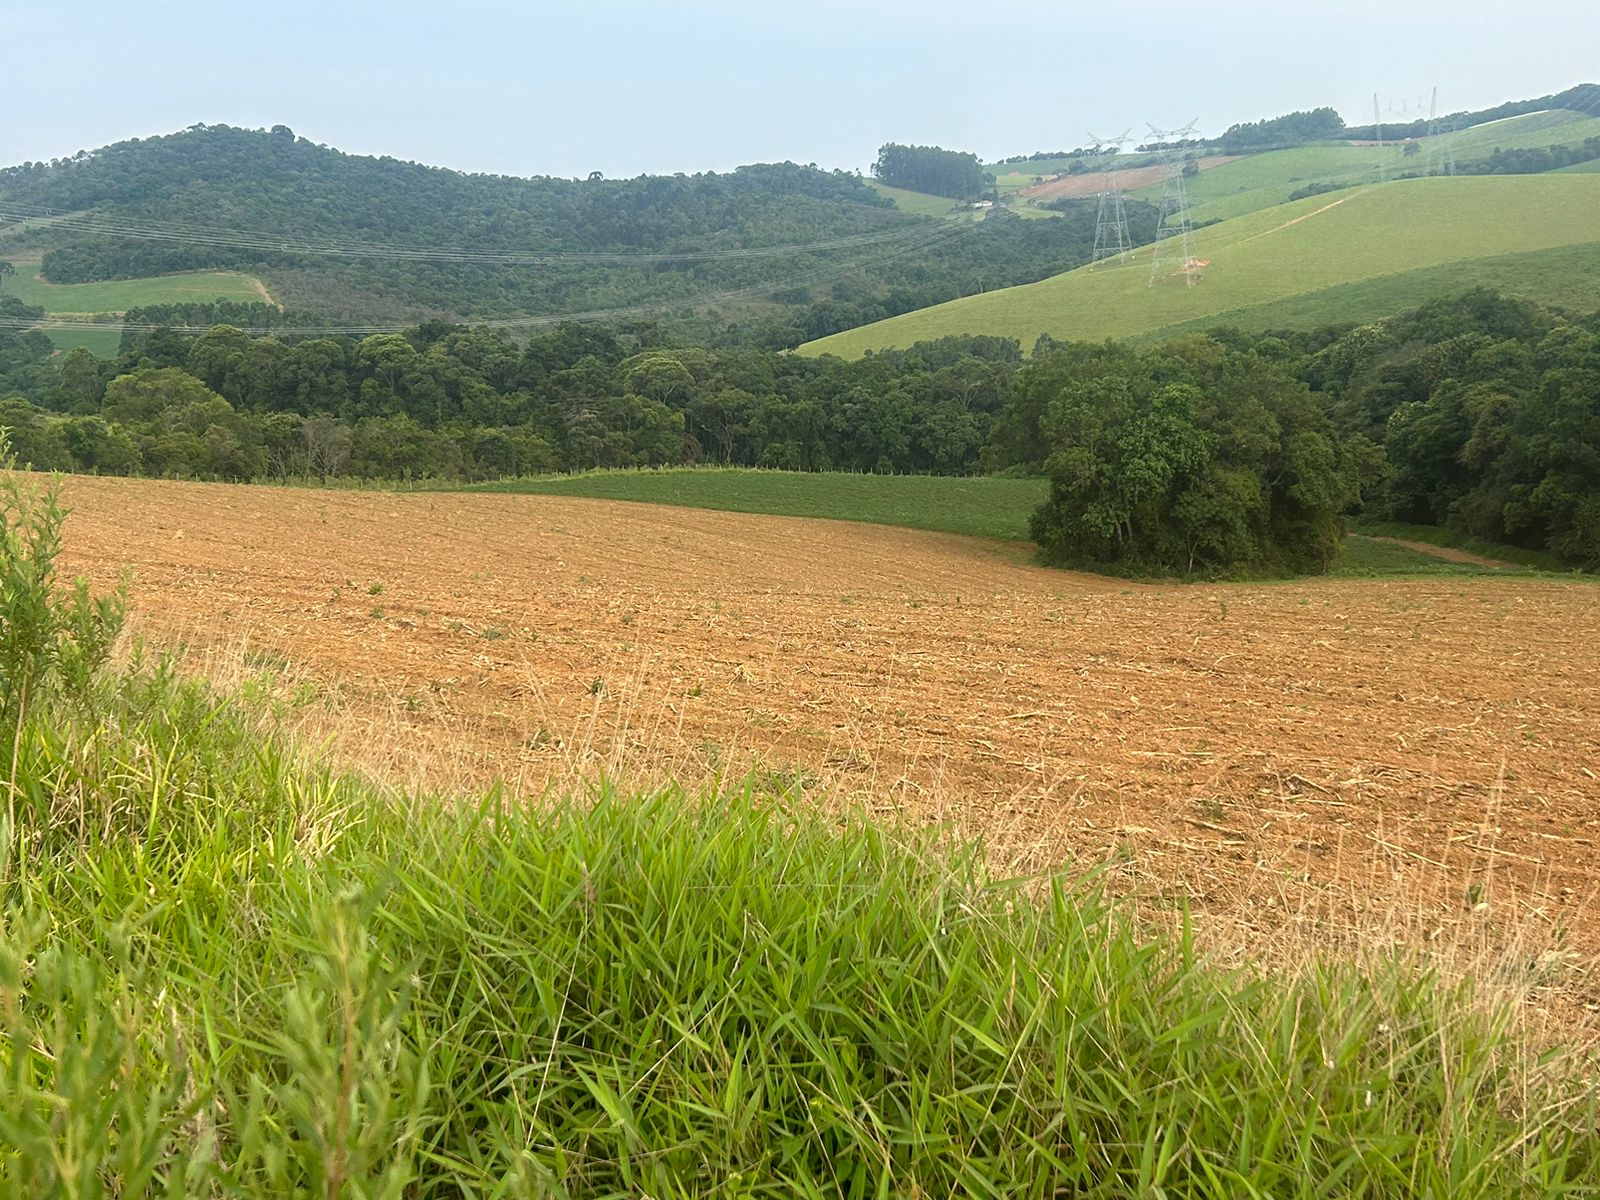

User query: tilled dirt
[57,476,1600,966]
[1021,156,1242,202]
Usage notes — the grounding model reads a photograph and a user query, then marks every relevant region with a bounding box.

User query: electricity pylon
[1373,93,1388,182]
[1424,87,1457,176]
[1146,121,1201,288]
[1088,129,1134,264]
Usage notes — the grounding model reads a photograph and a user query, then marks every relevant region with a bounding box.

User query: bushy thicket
[1003,338,1354,576]
[1457,135,1600,176]
[1302,290,1600,566]
[2,468,1596,1195]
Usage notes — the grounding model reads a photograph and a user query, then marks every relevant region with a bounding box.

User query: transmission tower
[1146,120,1202,288]
[1373,93,1388,182]
[1424,87,1457,176]
[1088,129,1134,264]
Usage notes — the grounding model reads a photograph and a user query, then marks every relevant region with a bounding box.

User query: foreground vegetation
[4,461,1599,1196]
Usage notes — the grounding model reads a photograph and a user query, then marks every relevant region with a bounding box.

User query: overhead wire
[0,214,985,339]
[0,198,945,265]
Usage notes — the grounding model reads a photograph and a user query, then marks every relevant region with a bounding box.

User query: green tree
[102,367,228,424]
[0,397,70,470]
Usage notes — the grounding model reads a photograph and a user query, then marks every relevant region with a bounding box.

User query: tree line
[0,319,1019,483]
[871,144,991,201]
[1215,108,1347,152]
[1,288,1596,573]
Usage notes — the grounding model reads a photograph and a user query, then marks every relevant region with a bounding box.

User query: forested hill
[0,125,1112,345]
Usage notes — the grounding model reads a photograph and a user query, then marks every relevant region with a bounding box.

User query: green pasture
[42,325,124,357]
[1134,110,1600,224]
[1441,107,1600,157]
[866,180,970,218]
[2,254,266,314]
[1139,143,1398,224]
[802,175,1600,358]
[450,469,1562,581]
[454,467,1048,541]
[1333,535,1514,577]
[0,253,269,356]
[1144,241,1600,341]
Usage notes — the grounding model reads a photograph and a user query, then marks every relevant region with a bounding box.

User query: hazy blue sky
[8,1,1597,177]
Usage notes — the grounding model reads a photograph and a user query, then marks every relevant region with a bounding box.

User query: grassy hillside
[1134,110,1600,224]
[1143,241,1600,340]
[868,179,969,217]
[456,468,1048,541]
[1146,143,1396,224]
[1443,107,1600,155]
[0,253,266,313]
[0,252,270,355]
[801,175,1600,358]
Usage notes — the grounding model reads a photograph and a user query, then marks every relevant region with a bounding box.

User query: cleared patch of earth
[1021,156,1242,201]
[1366,535,1522,570]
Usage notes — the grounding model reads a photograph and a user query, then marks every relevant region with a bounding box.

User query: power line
[0,199,942,266]
[0,219,982,340]
[1145,121,1202,289]
[1088,129,1134,265]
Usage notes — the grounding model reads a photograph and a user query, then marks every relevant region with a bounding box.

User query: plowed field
[58,477,1600,966]
[1021,156,1240,201]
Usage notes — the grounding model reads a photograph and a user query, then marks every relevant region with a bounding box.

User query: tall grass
[3,454,1599,1196]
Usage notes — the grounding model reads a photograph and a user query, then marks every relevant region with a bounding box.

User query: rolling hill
[800,174,1600,357]
[0,125,1118,351]
[1130,109,1600,224]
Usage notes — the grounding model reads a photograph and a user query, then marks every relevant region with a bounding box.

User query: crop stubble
[60,477,1600,962]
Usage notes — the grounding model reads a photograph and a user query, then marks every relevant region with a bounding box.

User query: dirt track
[57,477,1600,964]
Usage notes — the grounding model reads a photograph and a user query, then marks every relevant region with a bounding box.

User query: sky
[7,1,1598,178]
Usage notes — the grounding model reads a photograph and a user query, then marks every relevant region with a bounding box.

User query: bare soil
[57,477,1600,970]
[1367,535,1521,570]
[1021,157,1242,202]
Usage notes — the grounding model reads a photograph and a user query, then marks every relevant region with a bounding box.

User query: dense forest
[871,144,991,200]
[0,126,1113,347]
[1,288,1596,573]
[1214,108,1347,152]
